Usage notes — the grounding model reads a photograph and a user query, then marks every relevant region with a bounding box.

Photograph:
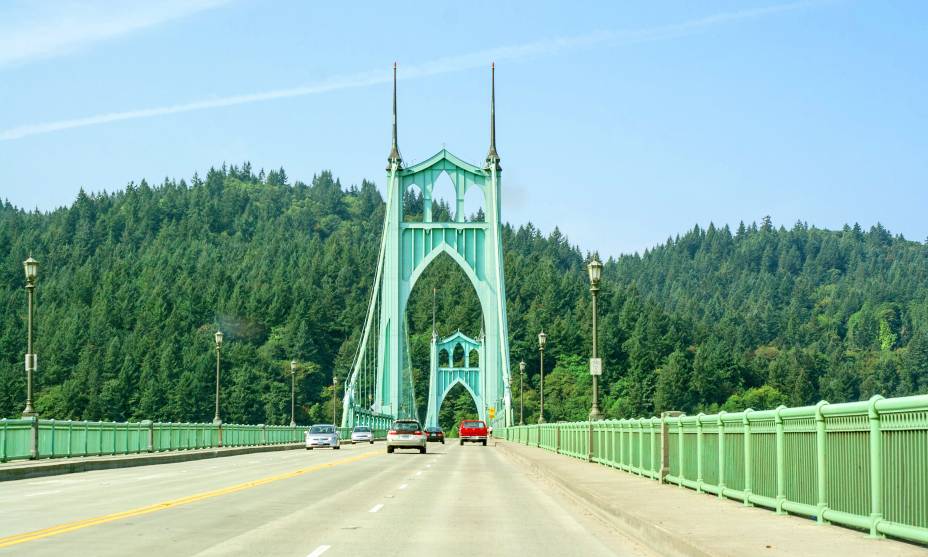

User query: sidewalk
[0,443,303,481]
[497,440,925,557]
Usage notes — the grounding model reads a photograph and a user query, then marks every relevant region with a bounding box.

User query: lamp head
[538,330,547,349]
[23,257,38,284]
[290,360,297,373]
[214,330,223,348]
[519,360,526,372]
[588,258,603,286]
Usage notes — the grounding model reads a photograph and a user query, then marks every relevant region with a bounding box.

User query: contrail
[0,1,821,142]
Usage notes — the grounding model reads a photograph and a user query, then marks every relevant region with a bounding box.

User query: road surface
[0,440,652,556]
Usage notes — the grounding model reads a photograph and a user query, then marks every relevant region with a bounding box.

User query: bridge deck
[0,441,649,556]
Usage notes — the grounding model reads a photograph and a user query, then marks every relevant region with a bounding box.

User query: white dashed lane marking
[369,503,384,513]
[306,544,331,557]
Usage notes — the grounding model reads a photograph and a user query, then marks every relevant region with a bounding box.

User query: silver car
[386,419,427,454]
[305,424,340,450]
[351,426,374,444]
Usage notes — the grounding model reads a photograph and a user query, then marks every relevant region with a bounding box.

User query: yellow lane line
[0,449,380,549]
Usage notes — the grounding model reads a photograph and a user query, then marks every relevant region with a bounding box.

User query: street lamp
[538,330,547,424]
[290,360,298,427]
[213,330,223,424]
[22,257,38,417]
[588,258,604,421]
[519,360,525,425]
[332,375,338,426]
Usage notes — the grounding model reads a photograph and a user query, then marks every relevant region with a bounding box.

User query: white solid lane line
[399,484,408,490]
[415,471,422,476]
[369,503,384,513]
[306,544,331,557]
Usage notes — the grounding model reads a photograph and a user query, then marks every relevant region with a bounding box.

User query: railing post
[814,401,829,523]
[775,405,786,515]
[637,418,645,476]
[677,418,685,487]
[660,411,682,483]
[718,411,726,499]
[29,415,38,460]
[67,420,73,457]
[649,418,657,478]
[868,395,884,538]
[49,419,56,457]
[696,413,704,493]
[587,421,593,462]
[217,421,223,448]
[260,424,267,445]
[143,420,153,452]
[743,409,753,506]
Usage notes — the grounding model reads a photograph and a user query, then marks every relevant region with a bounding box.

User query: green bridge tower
[342,64,513,429]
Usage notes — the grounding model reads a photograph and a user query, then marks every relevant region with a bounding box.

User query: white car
[386,419,427,454]
[351,426,374,444]
[305,424,340,450]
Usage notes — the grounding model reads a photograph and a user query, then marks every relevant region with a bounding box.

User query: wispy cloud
[0,1,820,142]
[0,0,229,68]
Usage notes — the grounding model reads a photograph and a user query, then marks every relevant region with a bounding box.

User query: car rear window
[462,421,484,428]
[310,426,335,434]
[353,426,371,432]
[393,421,420,432]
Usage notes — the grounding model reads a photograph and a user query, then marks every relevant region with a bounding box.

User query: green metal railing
[1,418,307,462]
[500,394,928,545]
[337,427,388,441]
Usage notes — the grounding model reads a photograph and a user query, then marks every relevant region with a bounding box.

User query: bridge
[340,64,512,431]
[2,67,928,557]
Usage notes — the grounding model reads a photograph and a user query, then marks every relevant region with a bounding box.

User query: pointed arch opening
[438,381,479,435]
[453,344,465,368]
[405,251,484,420]
[462,185,486,222]
[469,349,479,367]
[403,184,424,222]
[430,171,456,222]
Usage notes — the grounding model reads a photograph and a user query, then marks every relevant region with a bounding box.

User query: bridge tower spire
[486,63,500,170]
[388,62,402,169]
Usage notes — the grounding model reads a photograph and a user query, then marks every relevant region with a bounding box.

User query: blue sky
[1,0,925,256]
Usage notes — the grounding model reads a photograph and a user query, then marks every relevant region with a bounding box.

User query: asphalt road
[0,440,652,556]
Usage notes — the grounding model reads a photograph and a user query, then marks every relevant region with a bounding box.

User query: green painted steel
[502,394,928,545]
[0,418,307,462]
[426,331,488,427]
[342,68,513,429]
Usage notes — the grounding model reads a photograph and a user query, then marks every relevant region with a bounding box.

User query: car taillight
[413,431,421,435]
[388,430,398,435]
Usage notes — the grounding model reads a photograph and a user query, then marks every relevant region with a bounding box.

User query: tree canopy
[1,165,925,424]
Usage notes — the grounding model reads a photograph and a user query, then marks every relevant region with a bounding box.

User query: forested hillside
[1,166,926,428]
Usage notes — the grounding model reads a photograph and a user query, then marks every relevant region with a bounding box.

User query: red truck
[458,419,488,446]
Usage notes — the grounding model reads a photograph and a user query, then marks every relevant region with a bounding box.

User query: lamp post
[538,330,547,424]
[588,258,604,421]
[22,257,38,418]
[290,360,298,427]
[213,330,223,424]
[332,375,338,426]
[519,360,525,425]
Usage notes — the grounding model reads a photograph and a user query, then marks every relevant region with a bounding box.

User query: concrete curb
[0,443,304,482]
[497,440,714,557]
